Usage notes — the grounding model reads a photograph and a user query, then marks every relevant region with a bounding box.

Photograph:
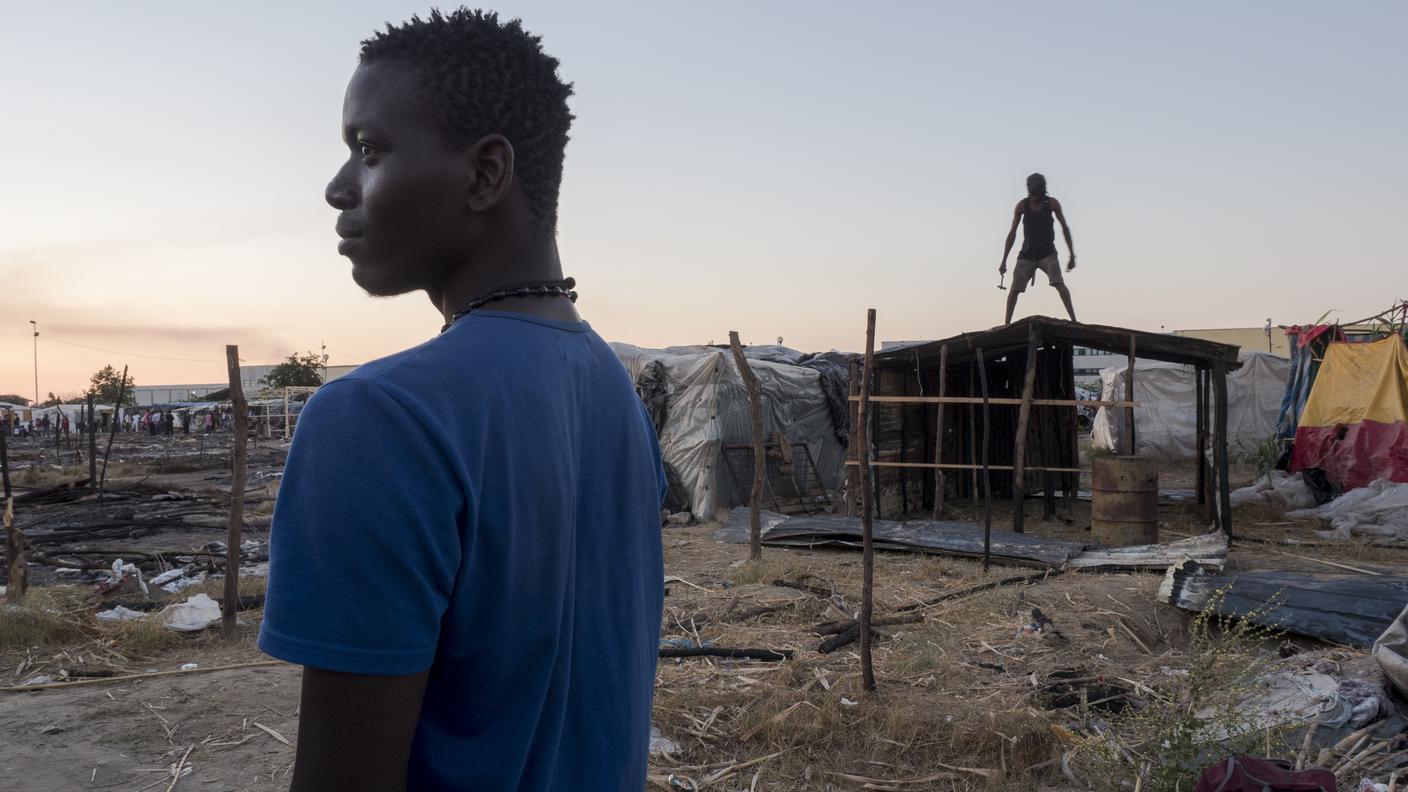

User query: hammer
[998,270,1007,290]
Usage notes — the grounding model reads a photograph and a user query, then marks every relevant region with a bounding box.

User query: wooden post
[87,395,97,484]
[283,389,291,441]
[1212,354,1233,540]
[0,411,10,501]
[1194,366,1207,513]
[1011,326,1041,534]
[223,345,249,638]
[1200,367,1215,524]
[968,363,978,505]
[728,332,765,561]
[931,345,949,519]
[846,359,861,516]
[1125,336,1137,455]
[857,309,877,693]
[98,366,128,498]
[3,498,24,604]
[977,348,993,573]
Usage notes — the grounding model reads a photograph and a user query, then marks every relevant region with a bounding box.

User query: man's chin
[350,261,414,298]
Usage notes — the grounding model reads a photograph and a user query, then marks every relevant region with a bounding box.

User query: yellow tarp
[1300,336,1408,428]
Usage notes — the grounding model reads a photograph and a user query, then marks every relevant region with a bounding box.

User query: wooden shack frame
[845,316,1243,538]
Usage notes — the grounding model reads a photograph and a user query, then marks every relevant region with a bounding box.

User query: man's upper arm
[1052,198,1071,229]
[1008,202,1023,234]
[290,667,431,792]
[257,378,463,676]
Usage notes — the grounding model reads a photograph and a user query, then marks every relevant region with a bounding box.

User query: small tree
[0,394,29,406]
[89,365,136,406]
[260,352,325,389]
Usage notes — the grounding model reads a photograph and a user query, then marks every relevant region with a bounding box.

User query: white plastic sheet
[1092,351,1290,461]
[1287,478,1408,540]
[1228,470,1317,510]
[162,593,222,632]
[611,344,845,518]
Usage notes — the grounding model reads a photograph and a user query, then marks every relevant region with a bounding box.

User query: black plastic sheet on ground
[714,508,1087,568]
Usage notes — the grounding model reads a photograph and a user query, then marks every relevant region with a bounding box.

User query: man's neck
[430,234,581,325]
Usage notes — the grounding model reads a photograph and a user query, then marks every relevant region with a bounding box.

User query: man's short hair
[1026,172,1047,196]
[361,8,575,235]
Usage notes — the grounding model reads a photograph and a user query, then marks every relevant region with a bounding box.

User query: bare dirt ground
[3,433,1406,791]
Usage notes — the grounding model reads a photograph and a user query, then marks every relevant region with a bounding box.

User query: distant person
[258,11,666,792]
[999,173,1077,324]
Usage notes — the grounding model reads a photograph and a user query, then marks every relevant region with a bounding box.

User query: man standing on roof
[999,173,1077,325]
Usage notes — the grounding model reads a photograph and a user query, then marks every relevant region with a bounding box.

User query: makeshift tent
[1092,351,1290,461]
[611,343,848,518]
[1290,336,1408,488]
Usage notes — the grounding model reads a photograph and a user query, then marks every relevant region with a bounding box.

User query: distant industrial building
[131,364,360,406]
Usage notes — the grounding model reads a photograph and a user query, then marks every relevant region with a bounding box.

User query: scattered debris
[1288,478,1408,540]
[161,593,222,632]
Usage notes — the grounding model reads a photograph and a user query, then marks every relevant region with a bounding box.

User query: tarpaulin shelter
[1091,352,1290,461]
[611,343,849,519]
[1290,335,1408,488]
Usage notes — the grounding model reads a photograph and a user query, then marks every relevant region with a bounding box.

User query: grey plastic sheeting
[1160,563,1408,648]
[714,508,1087,568]
[1092,351,1290,461]
[612,343,846,519]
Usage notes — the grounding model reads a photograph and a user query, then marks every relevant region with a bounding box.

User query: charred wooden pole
[931,345,949,519]
[846,358,861,516]
[1011,326,1041,534]
[98,365,128,498]
[1212,353,1233,540]
[86,394,97,484]
[223,345,249,638]
[3,498,24,603]
[1125,336,1137,455]
[968,363,978,505]
[1195,366,1208,518]
[728,331,765,561]
[0,412,10,501]
[977,348,993,572]
[857,309,878,693]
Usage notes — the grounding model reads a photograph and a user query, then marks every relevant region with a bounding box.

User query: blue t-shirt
[258,310,666,790]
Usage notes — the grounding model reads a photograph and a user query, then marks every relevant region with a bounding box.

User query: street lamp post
[29,320,39,408]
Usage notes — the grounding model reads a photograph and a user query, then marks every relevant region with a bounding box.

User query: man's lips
[336,223,363,255]
[337,236,362,255]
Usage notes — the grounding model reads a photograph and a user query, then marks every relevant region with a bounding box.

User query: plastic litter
[649,726,679,757]
[96,606,148,623]
[1228,471,1317,511]
[162,593,222,632]
[179,663,199,671]
[1287,478,1408,540]
[95,559,148,595]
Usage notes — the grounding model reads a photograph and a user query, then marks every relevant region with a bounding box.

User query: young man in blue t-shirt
[257,10,666,790]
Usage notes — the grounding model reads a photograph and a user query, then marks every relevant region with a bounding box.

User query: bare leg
[1054,284,1077,322]
[1004,288,1020,325]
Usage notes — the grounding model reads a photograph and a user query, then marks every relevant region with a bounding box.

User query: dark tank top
[1019,196,1056,260]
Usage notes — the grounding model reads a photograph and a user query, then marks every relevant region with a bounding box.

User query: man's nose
[326,162,359,210]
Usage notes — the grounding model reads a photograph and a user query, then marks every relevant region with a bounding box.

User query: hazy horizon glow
[3,1,1405,398]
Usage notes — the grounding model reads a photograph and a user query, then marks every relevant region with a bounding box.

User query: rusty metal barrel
[1091,456,1159,546]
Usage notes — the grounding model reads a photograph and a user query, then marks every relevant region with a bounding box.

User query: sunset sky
[3,1,1405,400]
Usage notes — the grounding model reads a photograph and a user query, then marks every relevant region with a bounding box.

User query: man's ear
[466,134,515,213]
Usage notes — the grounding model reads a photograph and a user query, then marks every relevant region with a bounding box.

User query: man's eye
[358,143,377,157]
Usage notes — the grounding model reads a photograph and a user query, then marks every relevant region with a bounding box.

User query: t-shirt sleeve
[257,378,463,675]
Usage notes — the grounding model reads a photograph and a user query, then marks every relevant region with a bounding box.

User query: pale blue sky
[2,1,1404,395]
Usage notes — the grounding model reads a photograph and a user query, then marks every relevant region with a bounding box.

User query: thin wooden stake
[3,498,24,603]
[0,409,10,501]
[845,358,861,516]
[977,348,993,573]
[1212,353,1233,540]
[857,309,877,693]
[1012,326,1040,534]
[1125,336,1137,455]
[728,332,765,561]
[98,365,127,499]
[86,394,97,484]
[967,364,978,505]
[223,346,249,638]
[931,345,948,519]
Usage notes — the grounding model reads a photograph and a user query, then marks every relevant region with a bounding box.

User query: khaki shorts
[1011,254,1063,293]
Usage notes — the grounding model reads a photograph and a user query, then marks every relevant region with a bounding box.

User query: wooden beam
[931,345,948,519]
[1212,354,1233,540]
[4,498,24,603]
[0,408,10,501]
[857,309,877,693]
[86,394,97,484]
[1012,325,1040,534]
[849,396,1139,408]
[967,364,978,503]
[729,332,766,561]
[845,358,860,517]
[977,348,992,573]
[1195,366,1207,511]
[98,365,128,499]
[223,345,249,639]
